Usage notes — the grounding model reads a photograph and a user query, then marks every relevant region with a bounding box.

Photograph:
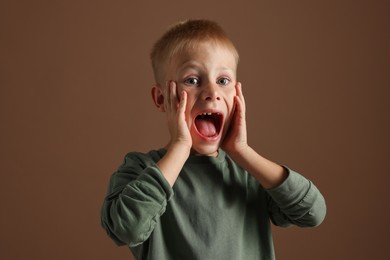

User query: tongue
[195,118,217,137]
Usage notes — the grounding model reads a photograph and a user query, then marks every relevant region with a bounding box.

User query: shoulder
[107,148,167,191]
[120,148,167,170]
[221,150,262,189]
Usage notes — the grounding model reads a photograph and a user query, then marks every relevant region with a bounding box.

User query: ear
[151,85,165,112]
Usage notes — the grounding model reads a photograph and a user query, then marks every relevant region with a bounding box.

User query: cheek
[225,89,236,111]
[183,94,196,124]
[226,92,237,123]
[185,96,196,114]
[176,84,192,101]
[177,86,196,113]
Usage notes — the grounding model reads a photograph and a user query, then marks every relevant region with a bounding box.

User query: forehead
[170,42,237,71]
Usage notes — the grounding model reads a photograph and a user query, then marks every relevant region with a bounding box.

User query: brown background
[1,0,389,259]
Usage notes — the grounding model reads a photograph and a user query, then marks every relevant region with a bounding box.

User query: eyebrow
[177,61,234,75]
[177,62,200,73]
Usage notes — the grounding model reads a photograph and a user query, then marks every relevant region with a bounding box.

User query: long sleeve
[100,152,173,247]
[266,167,326,228]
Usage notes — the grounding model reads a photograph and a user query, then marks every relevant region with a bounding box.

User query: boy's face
[165,42,237,156]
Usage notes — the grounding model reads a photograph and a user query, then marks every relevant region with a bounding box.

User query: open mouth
[194,112,223,138]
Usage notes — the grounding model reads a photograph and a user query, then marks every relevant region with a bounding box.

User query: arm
[101,154,173,246]
[101,82,191,246]
[223,83,326,226]
[153,81,192,186]
[266,168,327,227]
[227,145,288,189]
[222,83,287,189]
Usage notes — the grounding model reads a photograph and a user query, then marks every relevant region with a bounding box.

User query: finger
[235,82,245,113]
[232,96,244,119]
[178,90,187,114]
[236,82,245,102]
[175,82,181,104]
[164,81,175,112]
[170,81,179,110]
[233,96,242,115]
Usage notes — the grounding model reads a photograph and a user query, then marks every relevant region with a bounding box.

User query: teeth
[199,112,220,116]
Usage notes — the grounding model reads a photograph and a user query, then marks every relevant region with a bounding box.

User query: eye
[184,77,200,86]
[217,77,230,86]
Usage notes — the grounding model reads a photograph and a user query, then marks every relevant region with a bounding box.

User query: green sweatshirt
[101,149,326,260]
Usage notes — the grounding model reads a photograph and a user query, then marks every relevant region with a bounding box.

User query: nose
[201,82,221,101]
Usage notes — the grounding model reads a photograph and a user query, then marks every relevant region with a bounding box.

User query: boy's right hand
[156,81,191,187]
[164,81,192,152]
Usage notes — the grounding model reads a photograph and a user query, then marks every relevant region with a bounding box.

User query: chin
[191,144,219,157]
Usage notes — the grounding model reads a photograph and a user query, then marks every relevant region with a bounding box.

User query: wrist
[224,143,250,160]
[227,146,288,189]
[158,141,191,187]
[167,140,191,157]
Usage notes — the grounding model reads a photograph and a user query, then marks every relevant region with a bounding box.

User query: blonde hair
[150,19,239,85]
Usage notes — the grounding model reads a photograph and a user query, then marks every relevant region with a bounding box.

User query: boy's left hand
[221,82,249,156]
[222,83,288,189]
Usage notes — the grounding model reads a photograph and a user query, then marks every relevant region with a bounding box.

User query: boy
[101,19,326,260]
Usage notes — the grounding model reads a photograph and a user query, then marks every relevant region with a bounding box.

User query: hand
[222,82,249,156]
[222,83,288,189]
[164,81,192,151]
